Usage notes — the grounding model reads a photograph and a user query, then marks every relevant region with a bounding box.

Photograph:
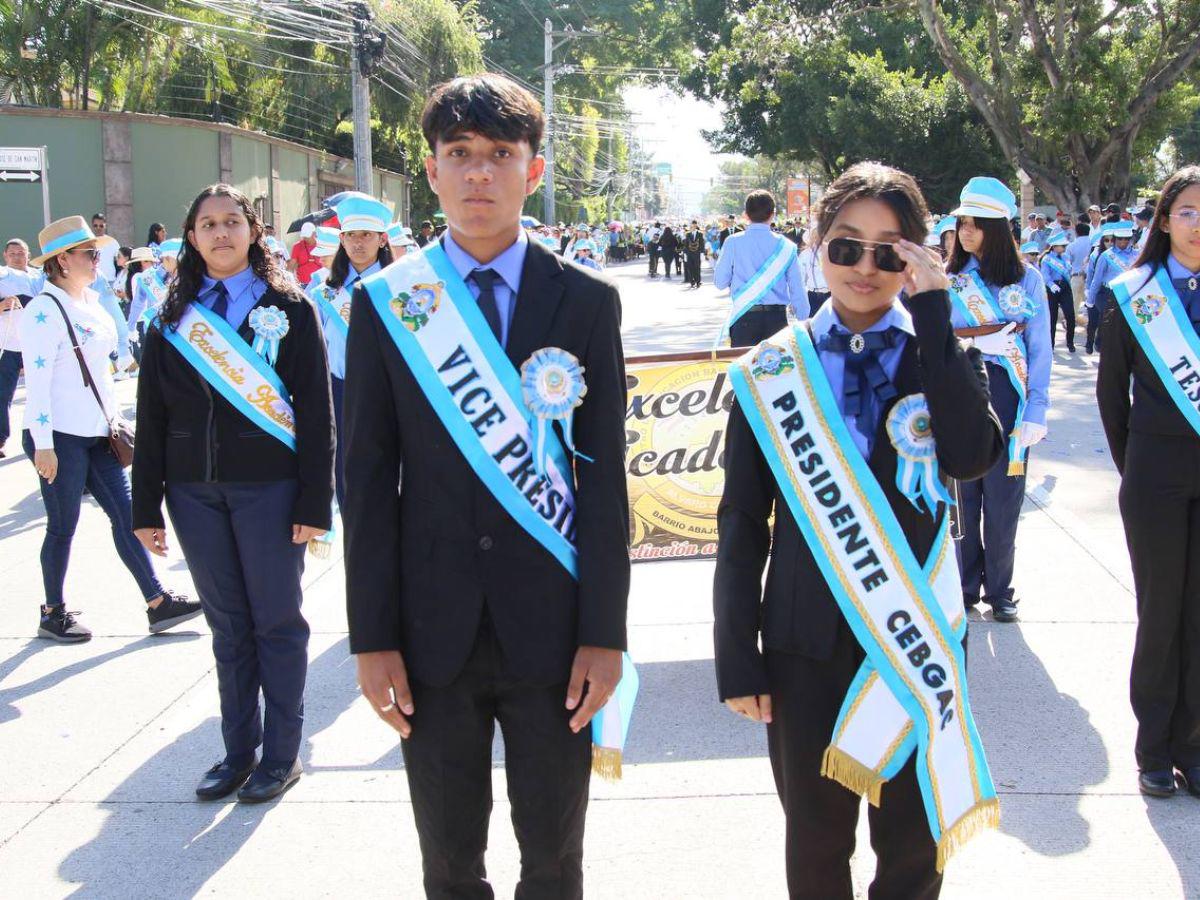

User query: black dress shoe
[987,596,1019,622]
[1139,769,1177,798]
[196,757,257,800]
[238,759,302,803]
[1177,767,1200,798]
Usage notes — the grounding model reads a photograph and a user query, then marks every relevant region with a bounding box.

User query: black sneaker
[989,597,1019,623]
[38,607,92,643]
[147,591,203,634]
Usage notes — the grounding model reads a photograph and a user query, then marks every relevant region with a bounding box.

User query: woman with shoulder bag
[18,216,198,644]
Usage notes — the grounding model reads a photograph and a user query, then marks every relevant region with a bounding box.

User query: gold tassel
[307,538,331,559]
[820,746,884,807]
[1006,460,1025,477]
[592,745,623,781]
[935,797,1001,872]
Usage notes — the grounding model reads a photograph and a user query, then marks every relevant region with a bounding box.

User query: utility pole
[542,21,593,226]
[350,3,385,194]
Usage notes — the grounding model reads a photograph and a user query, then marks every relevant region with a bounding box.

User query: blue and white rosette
[520,347,591,475]
[997,284,1037,321]
[248,305,290,366]
[886,394,955,516]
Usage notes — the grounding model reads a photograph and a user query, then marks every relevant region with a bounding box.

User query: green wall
[132,121,219,241]
[275,146,310,231]
[0,115,105,250]
[229,135,271,210]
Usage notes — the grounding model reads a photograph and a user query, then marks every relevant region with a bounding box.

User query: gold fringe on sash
[307,538,331,559]
[1006,460,1025,476]
[820,745,884,807]
[592,746,623,781]
[935,797,1001,872]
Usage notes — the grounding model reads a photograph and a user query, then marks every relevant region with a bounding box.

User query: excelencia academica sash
[1113,265,1200,437]
[159,302,296,450]
[360,242,639,778]
[949,270,1033,475]
[728,326,998,870]
[715,234,798,349]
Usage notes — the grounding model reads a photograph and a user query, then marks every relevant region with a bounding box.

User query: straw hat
[128,246,156,265]
[32,215,98,265]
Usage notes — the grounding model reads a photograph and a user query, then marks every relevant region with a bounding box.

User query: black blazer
[1097,288,1199,475]
[342,239,631,687]
[713,290,1003,700]
[132,285,335,531]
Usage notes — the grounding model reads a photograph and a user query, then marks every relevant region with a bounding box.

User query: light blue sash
[1042,254,1070,284]
[1113,265,1200,437]
[310,281,349,342]
[137,269,169,327]
[159,302,296,450]
[715,234,797,348]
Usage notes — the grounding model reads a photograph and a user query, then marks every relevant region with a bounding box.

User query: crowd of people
[0,70,1198,899]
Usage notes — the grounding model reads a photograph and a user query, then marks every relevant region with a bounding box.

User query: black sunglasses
[68,247,100,261]
[825,237,906,273]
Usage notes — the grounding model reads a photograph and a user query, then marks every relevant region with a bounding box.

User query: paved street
[0,258,1196,898]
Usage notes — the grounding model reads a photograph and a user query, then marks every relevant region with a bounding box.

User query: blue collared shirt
[1165,254,1199,282]
[1085,244,1139,306]
[1039,251,1071,292]
[442,230,529,348]
[0,264,45,299]
[810,300,913,459]
[1065,235,1092,275]
[950,256,1051,426]
[199,265,267,331]
[713,223,808,317]
[90,274,130,359]
[315,259,381,379]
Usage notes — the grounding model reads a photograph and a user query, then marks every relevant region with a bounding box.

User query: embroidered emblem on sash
[1132,294,1166,325]
[391,281,443,332]
[750,344,793,381]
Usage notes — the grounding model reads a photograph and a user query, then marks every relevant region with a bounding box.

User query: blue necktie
[817,327,902,446]
[470,268,503,344]
[210,280,229,322]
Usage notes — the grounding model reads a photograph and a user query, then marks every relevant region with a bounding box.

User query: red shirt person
[288,222,323,284]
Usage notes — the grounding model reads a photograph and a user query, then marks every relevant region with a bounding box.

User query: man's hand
[0,296,19,312]
[724,695,773,724]
[292,524,327,544]
[565,646,622,733]
[134,527,169,557]
[356,650,414,738]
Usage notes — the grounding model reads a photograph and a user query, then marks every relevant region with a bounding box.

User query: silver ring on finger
[378,702,396,713]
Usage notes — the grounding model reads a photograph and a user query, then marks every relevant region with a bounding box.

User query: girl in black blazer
[132,183,334,803]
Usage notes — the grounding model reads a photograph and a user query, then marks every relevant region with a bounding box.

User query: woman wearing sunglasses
[946,177,1051,624]
[1097,165,1200,800]
[716,162,1003,899]
[18,216,196,643]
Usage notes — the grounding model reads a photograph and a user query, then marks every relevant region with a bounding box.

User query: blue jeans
[0,349,21,447]
[21,429,165,608]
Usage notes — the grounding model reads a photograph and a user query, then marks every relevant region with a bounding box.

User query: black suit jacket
[132,285,335,531]
[712,290,1003,700]
[1097,288,1199,475]
[343,238,631,687]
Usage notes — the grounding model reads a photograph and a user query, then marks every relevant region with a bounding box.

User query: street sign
[0,147,51,226]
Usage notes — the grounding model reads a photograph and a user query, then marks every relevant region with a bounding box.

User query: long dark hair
[147,222,165,245]
[159,183,299,329]
[125,260,147,303]
[327,242,393,291]
[1134,165,1200,274]
[949,216,1024,286]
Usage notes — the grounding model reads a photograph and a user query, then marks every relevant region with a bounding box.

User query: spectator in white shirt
[19,216,196,643]
[90,212,121,285]
[0,238,45,458]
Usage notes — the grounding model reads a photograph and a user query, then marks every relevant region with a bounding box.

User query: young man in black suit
[342,74,630,899]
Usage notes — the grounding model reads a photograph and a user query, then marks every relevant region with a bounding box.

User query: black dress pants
[766,623,941,900]
[648,247,659,276]
[1119,432,1200,772]
[685,252,702,286]
[1086,289,1112,351]
[729,305,788,348]
[401,616,592,900]
[1048,286,1075,349]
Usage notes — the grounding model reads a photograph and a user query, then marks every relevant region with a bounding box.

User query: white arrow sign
[0,170,40,183]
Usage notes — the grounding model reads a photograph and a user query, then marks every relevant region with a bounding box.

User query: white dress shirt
[19,282,117,449]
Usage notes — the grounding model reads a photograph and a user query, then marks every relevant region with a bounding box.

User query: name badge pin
[849,334,866,354]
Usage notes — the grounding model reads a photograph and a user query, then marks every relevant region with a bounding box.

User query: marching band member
[947,176,1051,623]
[1097,165,1200,799]
[715,161,1003,898]
[1040,230,1076,351]
[344,74,631,898]
[132,183,334,802]
[1085,220,1139,354]
[314,194,392,508]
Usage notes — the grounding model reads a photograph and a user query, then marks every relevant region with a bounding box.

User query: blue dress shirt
[1085,244,1139,306]
[1039,251,1071,294]
[810,300,913,459]
[199,265,267,331]
[1065,235,1092,276]
[315,260,381,380]
[90,274,130,360]
[713,223,808,317]
[0,264,45,299]
[442,230,529,349]
[949,256,1051,427]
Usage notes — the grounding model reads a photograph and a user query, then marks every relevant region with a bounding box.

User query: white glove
[116,354,134,371]
[1049,283,1060,294]
[973,321,1018,356]
[1018,421,1047,449]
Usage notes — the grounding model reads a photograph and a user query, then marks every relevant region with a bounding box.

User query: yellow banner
[625,350,739,562]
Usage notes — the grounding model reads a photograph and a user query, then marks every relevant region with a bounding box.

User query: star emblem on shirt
[36,413,49,426]
[34,356,45,368]
[34,311,47,324]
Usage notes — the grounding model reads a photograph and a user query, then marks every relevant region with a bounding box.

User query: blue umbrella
[520,215,541,228]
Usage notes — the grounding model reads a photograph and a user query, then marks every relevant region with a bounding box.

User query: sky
[623,85,735,214]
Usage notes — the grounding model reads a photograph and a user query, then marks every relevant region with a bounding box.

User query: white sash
[948,270,1031,475]
[159,303,296,449]
[729,326,998,869]
[1113,265,1200,437]
[715,234,797,348]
